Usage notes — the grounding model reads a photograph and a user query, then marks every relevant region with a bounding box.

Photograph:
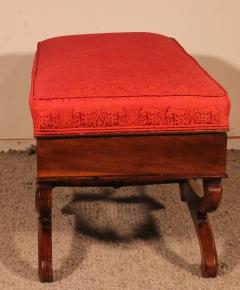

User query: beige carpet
[0,150,239,290]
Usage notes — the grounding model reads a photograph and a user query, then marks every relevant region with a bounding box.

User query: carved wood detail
[179,179,222,277]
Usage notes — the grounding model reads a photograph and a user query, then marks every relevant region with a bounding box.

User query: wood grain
[35,183,53,282]
[37,133,227,180]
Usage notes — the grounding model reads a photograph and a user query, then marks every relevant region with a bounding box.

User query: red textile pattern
[29,32,230,136]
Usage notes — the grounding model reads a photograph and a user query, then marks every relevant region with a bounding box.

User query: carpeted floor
[0,150,239,290]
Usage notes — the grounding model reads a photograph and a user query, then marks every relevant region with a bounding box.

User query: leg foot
[179,179,222,277]
[36,183,53,282]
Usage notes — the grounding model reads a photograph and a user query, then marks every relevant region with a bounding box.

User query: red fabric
[29,32,230,136]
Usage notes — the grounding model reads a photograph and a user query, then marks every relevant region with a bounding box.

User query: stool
[29,32,230,282]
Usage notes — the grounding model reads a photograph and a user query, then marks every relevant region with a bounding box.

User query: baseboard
[0,137,239,152]
[228,136,240,150]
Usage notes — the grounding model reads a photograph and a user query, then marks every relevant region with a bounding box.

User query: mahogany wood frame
[35,132,227,282]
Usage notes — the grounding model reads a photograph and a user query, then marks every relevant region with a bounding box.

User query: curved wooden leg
[35,183,53,282]
[179,179,222,277]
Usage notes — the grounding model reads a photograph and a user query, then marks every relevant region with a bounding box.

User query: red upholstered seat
[29,32,230,136]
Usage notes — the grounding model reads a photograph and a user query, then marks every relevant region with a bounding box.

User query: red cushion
[29,32,230,136]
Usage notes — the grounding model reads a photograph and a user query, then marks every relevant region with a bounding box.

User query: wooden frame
[35,132,227,282]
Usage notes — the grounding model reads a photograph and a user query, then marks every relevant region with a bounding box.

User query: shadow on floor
[62,187,164,243]
[55,186,165,281]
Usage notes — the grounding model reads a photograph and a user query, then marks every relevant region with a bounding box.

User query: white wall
[0,0,239,149]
